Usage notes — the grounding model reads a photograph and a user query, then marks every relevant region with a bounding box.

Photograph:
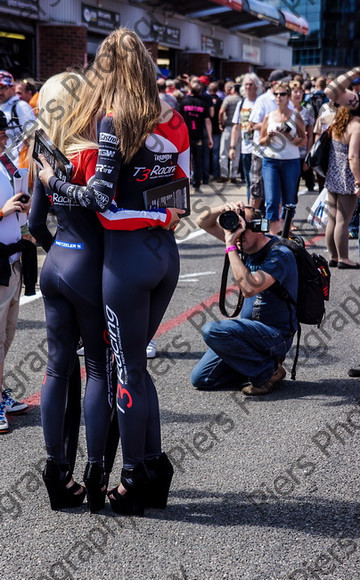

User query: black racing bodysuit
[29,150,113,466]
[49,110,190,469]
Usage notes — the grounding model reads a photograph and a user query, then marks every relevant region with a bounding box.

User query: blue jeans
[241,153,252,203]
[211,133,221,179]
[191,319,294,390]
[262,157,300,222]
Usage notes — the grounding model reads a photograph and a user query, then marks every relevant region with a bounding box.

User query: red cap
[199,75,210,86]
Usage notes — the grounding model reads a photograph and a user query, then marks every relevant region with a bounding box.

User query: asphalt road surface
[2,181,360,580]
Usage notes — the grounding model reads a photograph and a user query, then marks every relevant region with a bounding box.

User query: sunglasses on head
[274,92,288,96]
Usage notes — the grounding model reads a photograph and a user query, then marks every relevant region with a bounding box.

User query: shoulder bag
[304,125,332,178]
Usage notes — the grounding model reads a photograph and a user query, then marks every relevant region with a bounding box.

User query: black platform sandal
[107,462,150,516]
[84,462,107,513]
[145,452,174,509]
[42,460,86,511]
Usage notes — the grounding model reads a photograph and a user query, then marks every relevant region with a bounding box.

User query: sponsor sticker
[54,240,84,250]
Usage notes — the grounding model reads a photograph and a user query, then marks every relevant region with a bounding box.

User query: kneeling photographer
[191,203,298,395]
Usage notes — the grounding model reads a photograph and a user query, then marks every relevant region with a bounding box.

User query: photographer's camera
[219,209,269,233]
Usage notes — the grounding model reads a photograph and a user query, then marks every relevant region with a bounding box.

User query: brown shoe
[216,177,228,183]
[242,365,286,396]
[268,364,286,386]
[242,384,273,396]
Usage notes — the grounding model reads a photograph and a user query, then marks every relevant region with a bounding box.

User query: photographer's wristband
[225,245,237,254]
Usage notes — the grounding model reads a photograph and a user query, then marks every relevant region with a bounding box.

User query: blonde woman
[38,28,190,516]
[29,72,114,511]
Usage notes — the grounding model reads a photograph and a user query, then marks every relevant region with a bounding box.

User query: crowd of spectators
[157,67,359,243]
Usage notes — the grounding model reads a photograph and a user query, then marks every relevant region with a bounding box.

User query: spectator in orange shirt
[15,78,39,113]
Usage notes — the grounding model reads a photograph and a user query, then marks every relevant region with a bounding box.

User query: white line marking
[20,290,42,306]
[176,229,206,244]
[179,271,215,279]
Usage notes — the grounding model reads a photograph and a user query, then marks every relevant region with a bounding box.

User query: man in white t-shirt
[248,69,292,208]
[0,70,35,167]
[229,73,263,202]
[0,111,30,433]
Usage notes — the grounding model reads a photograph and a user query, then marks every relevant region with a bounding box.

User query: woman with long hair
[259,82,306,235]
[324,106,360,268]
[38,28,190,516]
[29,72,115,511]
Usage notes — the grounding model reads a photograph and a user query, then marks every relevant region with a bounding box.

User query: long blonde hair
[37,72,98,157]
[64,28,161,164]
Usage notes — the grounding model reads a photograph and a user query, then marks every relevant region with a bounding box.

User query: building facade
[0,0,307,82]
[288,0,360,76]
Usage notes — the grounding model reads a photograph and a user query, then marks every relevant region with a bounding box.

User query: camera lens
[218,210,240,232]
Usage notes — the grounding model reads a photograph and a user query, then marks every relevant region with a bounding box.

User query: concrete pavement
[2,180,360,580]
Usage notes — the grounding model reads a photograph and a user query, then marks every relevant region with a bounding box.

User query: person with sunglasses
[0,71,35,168]
[259,82,306,235]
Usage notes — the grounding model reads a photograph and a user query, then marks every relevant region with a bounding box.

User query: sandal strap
[61,470,73,486]
[108,486,123,501]
[67,481,84,494]
[60,469,84,494]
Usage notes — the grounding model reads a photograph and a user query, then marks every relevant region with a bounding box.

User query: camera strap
[219,252,244,318]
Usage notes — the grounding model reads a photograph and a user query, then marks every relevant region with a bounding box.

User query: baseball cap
[268,69,292,83]
[0,71,14,87]
[199,75,210,86]
[0,111,9,130]
[352,78,360,85]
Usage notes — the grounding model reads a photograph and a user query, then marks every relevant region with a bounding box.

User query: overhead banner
[151,22,181,46]
[209,0,243,13]
[201,35,224,57]
[280,9,309,35]
[82,4,120,31]
[242,44,261,64]
[0,0,39,17]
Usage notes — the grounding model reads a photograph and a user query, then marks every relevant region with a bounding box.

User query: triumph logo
[154,154,172,163]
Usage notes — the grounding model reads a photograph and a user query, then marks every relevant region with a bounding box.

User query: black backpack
[265,237,331,379]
